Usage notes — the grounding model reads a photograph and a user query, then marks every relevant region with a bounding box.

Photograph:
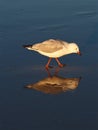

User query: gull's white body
[36,46,69,58]
[25,39,80,58]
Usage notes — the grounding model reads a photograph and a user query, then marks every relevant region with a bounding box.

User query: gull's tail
[23,44,33,50]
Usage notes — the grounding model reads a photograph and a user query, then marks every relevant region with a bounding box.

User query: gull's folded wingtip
[22,44,32,48]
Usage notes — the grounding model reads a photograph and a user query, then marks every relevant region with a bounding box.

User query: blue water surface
[0,0,98,130]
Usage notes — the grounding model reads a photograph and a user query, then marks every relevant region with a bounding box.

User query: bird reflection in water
[25,67,81,94]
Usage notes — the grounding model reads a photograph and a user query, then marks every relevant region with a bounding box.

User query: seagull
[23,39,81,69]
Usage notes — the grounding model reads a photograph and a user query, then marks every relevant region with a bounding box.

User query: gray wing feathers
[32,39,68,53]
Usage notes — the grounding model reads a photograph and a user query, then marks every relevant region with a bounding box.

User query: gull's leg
[45,58,53,70]
[55,58,65,67]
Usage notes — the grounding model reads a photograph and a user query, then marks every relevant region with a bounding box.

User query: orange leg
[55,58,65,67]
[45,58,53,70]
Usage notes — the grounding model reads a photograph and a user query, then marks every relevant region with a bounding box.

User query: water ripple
[75,10,97,17]
[36,23,68,32]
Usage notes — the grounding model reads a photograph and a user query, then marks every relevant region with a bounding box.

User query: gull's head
[69,43,81,55]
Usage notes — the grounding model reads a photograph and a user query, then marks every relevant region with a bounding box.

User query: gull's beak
[77,51,82,56]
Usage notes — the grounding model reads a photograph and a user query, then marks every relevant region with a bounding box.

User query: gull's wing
[32,39,68,53]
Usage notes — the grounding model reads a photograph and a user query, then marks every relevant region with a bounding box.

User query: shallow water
[0,0,98,130]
